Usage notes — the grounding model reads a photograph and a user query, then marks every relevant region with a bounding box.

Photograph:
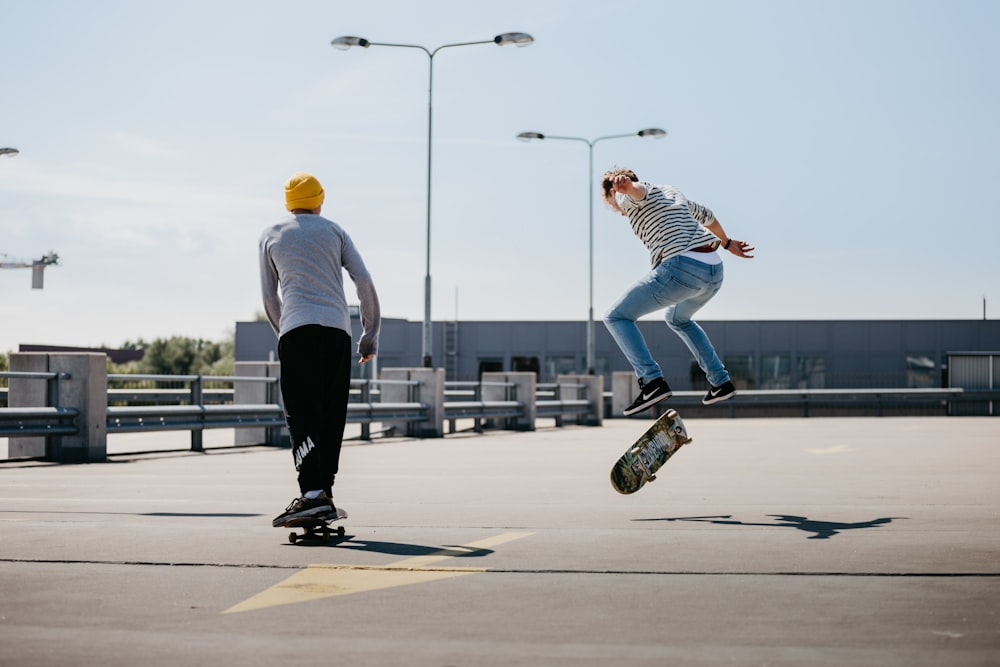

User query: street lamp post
[516,128,666,374]
[333,32,534,368]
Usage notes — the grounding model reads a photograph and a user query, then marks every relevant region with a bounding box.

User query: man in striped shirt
[601,168,754,416]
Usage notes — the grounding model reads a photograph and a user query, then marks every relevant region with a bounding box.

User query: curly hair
[601,167,638,209]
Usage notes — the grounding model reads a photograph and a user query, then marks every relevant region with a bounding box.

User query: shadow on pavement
[637,514,907,539]
[287,538,495,558]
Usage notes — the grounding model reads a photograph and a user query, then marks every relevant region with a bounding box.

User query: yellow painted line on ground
[223,531,533,614]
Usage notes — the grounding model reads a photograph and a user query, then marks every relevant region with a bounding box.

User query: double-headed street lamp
[516,128,667,374]
[333,32,534,368]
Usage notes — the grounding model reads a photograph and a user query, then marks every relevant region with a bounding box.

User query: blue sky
[1,0,998,354]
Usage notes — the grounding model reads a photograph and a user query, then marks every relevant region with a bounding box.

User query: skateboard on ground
[285,507,348,544]
[611,408,692,494]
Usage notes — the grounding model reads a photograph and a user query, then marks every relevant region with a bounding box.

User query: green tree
[142,337,199,375]
[0,352,8,395]
[107,334,235,377]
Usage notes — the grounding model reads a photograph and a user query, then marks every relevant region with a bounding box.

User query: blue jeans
[604,255,731,387]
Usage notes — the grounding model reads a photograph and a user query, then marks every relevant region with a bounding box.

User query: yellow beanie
[284,172,325,211]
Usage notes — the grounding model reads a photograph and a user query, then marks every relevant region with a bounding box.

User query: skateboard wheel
[289,532,298,544]
[336,525,345,537]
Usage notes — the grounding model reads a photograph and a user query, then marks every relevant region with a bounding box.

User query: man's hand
[359,354,375,365]
[726,240,755,259]
[612,174,645,199]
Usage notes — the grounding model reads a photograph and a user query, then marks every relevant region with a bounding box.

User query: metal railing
[444,381,523,433]
[106,374,284,452]
[0,371,79,441]
[536,382,593,424]
[9,368,993,462]
[106,374,432,441]
[2,372,594,457]
[643,387,999,418]
[347,378,426,440]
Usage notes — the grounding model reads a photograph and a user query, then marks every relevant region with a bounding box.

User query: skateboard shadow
[0,510,263,518]
[142,512,263,518]
[636,514,907,540]
[296,538,494,558]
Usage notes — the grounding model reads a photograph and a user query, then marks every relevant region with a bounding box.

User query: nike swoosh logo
[708,388,723,397]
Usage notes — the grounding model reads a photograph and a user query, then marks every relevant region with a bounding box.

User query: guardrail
[105,374,433,449]
[106,374,283,452]
[6,358,994,464]
[0,406,80,437]
[536,382,594,425]
[443,381,522,433]
[1,368,598,461]
[0,371,78,442]
[654,387,992,418]
[347,378,426,440]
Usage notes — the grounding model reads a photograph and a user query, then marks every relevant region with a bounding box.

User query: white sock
[303,489,324,500]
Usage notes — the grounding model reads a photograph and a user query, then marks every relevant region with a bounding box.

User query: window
[478,358,503,378]
[724,355,755,390]
[760,354,791,389]
[545,355,578,381]
[689,361,708,390]
[906,354,936,388]
[511,356,540,376]
[796,356,826,388]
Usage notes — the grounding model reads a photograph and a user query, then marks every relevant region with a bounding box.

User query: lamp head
[516,132,545,142]
[331,36,370,50]
[638,128,667,138]
[495,32,534,47]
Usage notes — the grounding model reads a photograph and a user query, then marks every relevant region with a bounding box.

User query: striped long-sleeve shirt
[617,183,720,266]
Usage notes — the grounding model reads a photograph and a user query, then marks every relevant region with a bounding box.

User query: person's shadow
[638,514,905,539]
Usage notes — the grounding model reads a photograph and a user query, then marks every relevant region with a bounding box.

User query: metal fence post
[190,376,203,452]
[360,380,371,441]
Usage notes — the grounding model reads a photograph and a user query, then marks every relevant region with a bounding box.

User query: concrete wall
[236,319,1000,388]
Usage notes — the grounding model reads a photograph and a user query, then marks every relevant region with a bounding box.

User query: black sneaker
[272,492,335,527]
[703,380,736,405]
[623,377,672,416]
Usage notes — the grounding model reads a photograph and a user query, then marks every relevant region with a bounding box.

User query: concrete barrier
[9,352,106,462]
[234,362,285,446]
[380,368,445,437]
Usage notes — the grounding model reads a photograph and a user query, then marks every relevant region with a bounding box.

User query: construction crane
[0,251,59,289]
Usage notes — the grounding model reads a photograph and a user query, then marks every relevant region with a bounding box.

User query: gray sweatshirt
[259,214,380,357]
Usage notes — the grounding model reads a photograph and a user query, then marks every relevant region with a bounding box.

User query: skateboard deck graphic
[611,409,692,494]
[285,507,348,544]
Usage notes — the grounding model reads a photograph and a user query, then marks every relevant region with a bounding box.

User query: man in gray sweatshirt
[259,172,381,527]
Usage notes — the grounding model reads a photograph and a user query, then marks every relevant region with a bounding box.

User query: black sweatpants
[277,324,352,496]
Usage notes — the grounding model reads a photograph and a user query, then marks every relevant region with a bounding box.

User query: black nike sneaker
[272,492,335,527]
[703,380,736,405]
[623,377,672,416]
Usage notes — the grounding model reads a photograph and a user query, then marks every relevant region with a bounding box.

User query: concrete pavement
[1,416,998,666]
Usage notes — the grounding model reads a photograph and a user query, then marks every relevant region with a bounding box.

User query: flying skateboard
[285,507,348,544]
[611,408,692,494]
